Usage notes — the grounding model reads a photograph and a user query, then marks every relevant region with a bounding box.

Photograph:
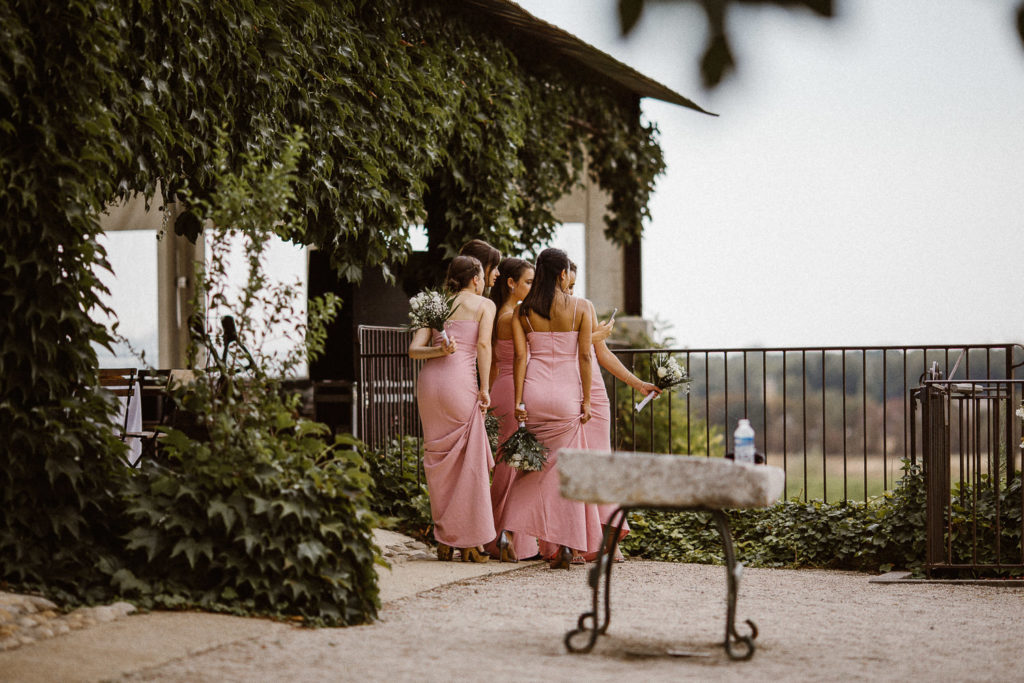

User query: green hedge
[623,462,1024,577]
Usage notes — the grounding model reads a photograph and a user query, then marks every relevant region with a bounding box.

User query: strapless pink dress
[485,339,538,559]
[499,329,603,556]
[416,320,495,548]
[583,352,630,548]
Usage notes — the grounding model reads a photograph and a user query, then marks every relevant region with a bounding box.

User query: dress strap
[523,313,535,333]
[572,296,579,330]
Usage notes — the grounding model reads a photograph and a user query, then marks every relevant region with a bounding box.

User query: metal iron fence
[606,344,1023,502]
[916,379,1024,576]
[356,328,1024,501]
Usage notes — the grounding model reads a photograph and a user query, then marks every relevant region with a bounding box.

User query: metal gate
[357,325,422,452]
[918,379,1024,577]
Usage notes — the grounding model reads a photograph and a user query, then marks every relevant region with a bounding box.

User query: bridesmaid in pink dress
[408,255,497,562]
[484,257,537,562]
[499,248,604,569]
[564,262,659,562]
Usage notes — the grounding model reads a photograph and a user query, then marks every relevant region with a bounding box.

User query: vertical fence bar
[842,351,848,501]
[782,350,788,494]
[863,349,868,502]
[762,350,768,464]
[822,350,828,502]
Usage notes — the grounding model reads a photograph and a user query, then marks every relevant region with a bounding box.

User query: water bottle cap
[738,418,751,426]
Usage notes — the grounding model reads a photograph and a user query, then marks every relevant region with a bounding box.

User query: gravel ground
[124,561,1024,682]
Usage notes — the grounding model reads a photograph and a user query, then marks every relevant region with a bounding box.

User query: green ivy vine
[1,0,667,607]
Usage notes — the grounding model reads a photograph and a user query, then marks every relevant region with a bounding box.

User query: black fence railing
[356,329,1024,502]
[609,344,1024,502]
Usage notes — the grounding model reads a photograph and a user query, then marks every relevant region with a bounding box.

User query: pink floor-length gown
[583,352,630,546]
[485,338,539,560]
[499,324,603,557]
[417,320,496,548]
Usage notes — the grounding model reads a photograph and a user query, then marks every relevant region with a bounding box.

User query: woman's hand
[580,400,591,424]
[635,381,661,397]
[441,338,457,355]
[478,388,490,412]
[514,403,528,422]
[592,318,614,343]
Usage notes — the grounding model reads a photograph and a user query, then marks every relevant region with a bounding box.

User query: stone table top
[557,450,785,509]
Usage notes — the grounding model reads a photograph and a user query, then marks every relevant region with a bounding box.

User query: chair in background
[98,367,137,441]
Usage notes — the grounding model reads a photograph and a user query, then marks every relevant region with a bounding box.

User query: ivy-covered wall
[0,0,666,593]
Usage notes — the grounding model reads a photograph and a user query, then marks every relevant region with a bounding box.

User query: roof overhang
[461,0,715,116]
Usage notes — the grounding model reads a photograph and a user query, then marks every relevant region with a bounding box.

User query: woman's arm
[584,300,658,397]
[476,298,496,410]
[576,298,593,423]
[512,307,529,421]
[594,340,660,397]
[408,327,455,359]
[590,300,614,344]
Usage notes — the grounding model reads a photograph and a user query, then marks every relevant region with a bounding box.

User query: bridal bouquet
[406,288,459,344]
[635,353,692,412]
[497,421,548,472]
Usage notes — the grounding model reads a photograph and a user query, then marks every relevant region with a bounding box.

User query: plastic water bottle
[734,419,755,464]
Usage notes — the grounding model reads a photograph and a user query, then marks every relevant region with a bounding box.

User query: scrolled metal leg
[712,510,757,661]
[565,506,629,653]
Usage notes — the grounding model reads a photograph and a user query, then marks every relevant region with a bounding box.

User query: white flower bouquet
[406,288,459,344]
[635,353,692,412]
[497,421,548,472]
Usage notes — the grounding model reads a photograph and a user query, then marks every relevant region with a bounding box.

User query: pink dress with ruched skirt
[485,339,539,559]
[499,325,603,556]
[583,352,630,543]
[416,320,495,548]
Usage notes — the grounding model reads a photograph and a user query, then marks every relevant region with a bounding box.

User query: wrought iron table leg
[564,506,629,653]
[712,510,758,660]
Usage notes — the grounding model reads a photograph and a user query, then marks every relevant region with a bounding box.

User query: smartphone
[606,307,617,324]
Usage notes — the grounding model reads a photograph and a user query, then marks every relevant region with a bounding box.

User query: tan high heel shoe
[497,530,518,563]
[437,544,454,562]
[548,546,572,570]
[461,546,490,563]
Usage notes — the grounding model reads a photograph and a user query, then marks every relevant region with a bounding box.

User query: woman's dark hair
[519,248,569,320]
[459,239,501,279]
[569,260,578,273]
[490,257,533,313]
[446,255,483,292]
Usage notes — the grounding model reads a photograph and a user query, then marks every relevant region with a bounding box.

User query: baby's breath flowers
[406,288,459,344]
[635,354,692,412]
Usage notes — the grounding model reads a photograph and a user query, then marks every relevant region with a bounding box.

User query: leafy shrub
[114,130,379,625]
[622,460,930,574]
[363,437,433,544]
[120,382,379,625]
[948,473,1022,571]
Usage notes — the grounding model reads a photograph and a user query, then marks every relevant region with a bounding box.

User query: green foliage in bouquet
[498,424,549,472]
[485,411,501,454]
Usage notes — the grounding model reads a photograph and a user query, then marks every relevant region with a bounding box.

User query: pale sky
[514,0,1024,348]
